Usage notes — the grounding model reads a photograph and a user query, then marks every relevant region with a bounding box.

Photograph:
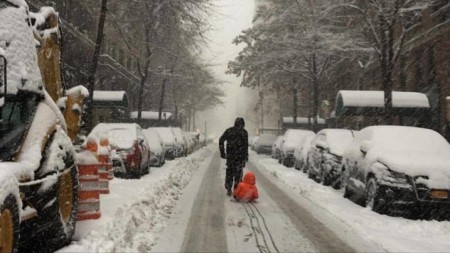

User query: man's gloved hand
[220,152,226,159]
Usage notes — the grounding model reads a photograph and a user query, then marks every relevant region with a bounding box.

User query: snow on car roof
[318,129,355,156]
[337,90,430,108]
[0,4,44,95]
[89,123,139,150]
[284,129,315,141]
[130,111,172,120]
[93,90,127,101]
[152,127,176,145]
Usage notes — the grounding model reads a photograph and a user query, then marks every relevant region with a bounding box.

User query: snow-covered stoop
[58,146,213,253]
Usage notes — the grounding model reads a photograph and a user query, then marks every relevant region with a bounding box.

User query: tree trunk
[158,77,168,121]
[293,85,298,128]
[86,0,108,130]
[136,72,150,123]
[312,53,319,131]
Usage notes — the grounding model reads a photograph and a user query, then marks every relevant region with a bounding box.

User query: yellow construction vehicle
[0,1,86,252]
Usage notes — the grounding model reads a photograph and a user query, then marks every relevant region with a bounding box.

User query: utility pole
[86,0,108,130]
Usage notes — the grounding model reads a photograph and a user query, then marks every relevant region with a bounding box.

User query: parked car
[341,126,450,217]
[171,127,187,157]
[143,128,166,167]
[306,129,355,188]
[255,134,277,154]
[152,127,177,160]
[280,129,315,167]
[89,123,151,178]
[249,136,260,151]
[272,135,284,160]
[294,135,314,172]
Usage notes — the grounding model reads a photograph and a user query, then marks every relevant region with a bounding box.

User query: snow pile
[0,4,44,95]
[75,151,98,166]
[66,85,89,97]
[61,147,213,252]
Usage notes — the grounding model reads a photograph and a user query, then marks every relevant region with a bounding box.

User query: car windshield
[0,91,39,161]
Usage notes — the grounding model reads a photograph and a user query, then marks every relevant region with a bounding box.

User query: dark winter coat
[219,118,249,166]
[233,171,258,202]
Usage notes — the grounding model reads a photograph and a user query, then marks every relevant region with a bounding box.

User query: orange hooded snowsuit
[233,171,259,202]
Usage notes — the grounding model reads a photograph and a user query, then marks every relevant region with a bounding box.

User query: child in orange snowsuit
[233,171,259,202]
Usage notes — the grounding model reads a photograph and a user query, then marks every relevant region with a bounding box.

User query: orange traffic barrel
[76,151,101,220]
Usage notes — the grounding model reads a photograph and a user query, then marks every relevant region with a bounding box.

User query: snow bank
[0,4,44,95]
[59,147,213,252]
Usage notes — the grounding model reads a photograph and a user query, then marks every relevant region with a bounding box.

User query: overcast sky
[199,0,257,138]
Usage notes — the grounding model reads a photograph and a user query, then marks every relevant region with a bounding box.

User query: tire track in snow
[242,202,281,253]
[249,161,356,253]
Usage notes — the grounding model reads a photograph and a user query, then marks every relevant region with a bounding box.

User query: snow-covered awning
[93,90,127,101]
[130,111,173,120]
[335,90,430,116]
[282,117,326,125]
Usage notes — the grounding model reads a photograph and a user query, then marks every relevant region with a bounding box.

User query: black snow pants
[225,161,244,191]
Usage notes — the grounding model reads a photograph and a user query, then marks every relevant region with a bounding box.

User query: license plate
[431,190,448,199]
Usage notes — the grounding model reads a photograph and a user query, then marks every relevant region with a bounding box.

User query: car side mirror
[360,140,370,155]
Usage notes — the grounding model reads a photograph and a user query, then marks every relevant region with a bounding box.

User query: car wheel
[0,194,20,253]
[366,178,386,214]
[21,152,79,252]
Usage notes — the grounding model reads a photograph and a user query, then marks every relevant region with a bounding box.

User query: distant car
[272,135,284,160]
[255,134,277,154]
[152,127,177,160]
[306,129,355,188]
[342,126,450,217]
[143,128,166,167]
[249,136,260,151]
[280,129,315,167]
[89,123,151,178]
[294,135,314,172]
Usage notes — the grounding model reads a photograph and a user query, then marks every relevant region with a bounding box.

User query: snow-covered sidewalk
[58,146,214,253]
[251,153,450,252]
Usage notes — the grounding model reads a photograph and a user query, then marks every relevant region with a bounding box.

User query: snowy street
[58,145,450,252]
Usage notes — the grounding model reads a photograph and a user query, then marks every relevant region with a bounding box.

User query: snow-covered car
[171,127,187,157]
[89,123,151,178]
[152,127,177,159]
[280,129,315,167]
[294,135,314,172]
[306,129,356,188]
[272,135,284,160]
[0,4,79,252]
[255,134,277,154]
[341,126,450,217]
[111,150,126,174]
[249,136,260,151]
[143,128,166,167]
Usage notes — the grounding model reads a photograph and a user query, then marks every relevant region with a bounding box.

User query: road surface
[176,151,357,252]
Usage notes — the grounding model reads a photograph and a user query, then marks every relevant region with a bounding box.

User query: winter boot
[227,188,232,196]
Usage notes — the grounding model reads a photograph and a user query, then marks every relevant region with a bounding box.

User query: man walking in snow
[219,117,249,196]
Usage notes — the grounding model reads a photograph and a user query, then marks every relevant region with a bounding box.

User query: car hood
[369,149,450,189]
[282,141,297,153]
